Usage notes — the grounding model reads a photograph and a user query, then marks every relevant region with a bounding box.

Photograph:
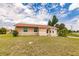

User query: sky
[0,3,79,30]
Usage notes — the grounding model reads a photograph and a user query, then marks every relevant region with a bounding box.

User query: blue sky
[22,3,79,23]
[22,3,76,22]
[0,3,79,30]
[21,3,79,30]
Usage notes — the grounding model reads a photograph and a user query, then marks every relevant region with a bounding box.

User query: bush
[56,23,68,37]
[58,28,68,37]
[0,28,7,34]
[68,30,72,33]
[12,30,18,37]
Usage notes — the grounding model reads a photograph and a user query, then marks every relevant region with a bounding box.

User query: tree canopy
[0,28,7,34]
[48,15,58,26]
[48,20,52,26]
[57,23,68,37]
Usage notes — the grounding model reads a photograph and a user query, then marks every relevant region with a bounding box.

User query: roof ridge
[16,23,48,26]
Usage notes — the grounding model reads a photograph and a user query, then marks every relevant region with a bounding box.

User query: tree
[68,30,72,33]
[48,20,51,26]
[58,28,68,37]
[59,23,65,30]
[55,24,60,28]
[57,23,68,37]
[0,29,2,34]
[48,15,58,26]
[0,28,7,34]
[51,15,58,26]
[48,15,68,37]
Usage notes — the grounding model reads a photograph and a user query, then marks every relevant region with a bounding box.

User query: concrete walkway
[67,36,79,38]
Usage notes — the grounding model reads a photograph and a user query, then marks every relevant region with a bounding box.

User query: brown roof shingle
[16,23,50,29]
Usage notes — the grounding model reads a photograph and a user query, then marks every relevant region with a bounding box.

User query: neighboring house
[15,23,58,36]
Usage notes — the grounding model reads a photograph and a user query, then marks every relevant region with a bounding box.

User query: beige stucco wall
[15,27,57,36]
[47,28,58,36]
[16,27,47,36]
[50,29,58,36]
[38,28,47,36]
[16,27,39,35]
[19,32,38,35]
[15,27,23,32]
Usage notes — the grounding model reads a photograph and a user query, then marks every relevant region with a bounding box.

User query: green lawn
[68,33,79,37]
[0,34,79,56]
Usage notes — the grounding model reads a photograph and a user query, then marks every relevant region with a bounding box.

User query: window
[34,27,38,32]
[50,31,51,33]
[47,29,48,33]
[52,31,54,33]
[23,27,28,32]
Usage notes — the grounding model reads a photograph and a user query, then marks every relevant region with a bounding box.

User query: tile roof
[15,23,49,29]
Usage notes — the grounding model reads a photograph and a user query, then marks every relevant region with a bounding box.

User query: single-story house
[15,23,58,36]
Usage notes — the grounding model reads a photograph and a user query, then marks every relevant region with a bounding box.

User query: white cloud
[18,8,51,25]
[0,3,72,30]
[56,9,68,20]
[65,16,79,31]
[37,8,51,20]
[0,3,25,29]
[69,3,79,11]
[14,3,26,9]
[60,3,65,7]
[0,3,35,25]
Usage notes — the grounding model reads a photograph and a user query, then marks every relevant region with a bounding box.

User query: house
[15,23,58,36]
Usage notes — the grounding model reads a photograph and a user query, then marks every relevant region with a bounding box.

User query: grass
[68,33,79,37]
[0,34,79,56]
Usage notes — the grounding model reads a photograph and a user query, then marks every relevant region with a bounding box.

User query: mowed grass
[68,33,79,37]
[0,34,79,56]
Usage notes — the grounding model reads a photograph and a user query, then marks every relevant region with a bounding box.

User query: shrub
[12,30,18,37]
[0,28,7,34]
[56,23,68,37]
[68,30,72,33]
[58,28,68,37]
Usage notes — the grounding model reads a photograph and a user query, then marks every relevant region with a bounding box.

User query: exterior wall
[16,27,23,32]
[16,27,38,35]
[15,26,58,36]
[50,29,58,36]
[19,32,38,35]
[38,28,47,36]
